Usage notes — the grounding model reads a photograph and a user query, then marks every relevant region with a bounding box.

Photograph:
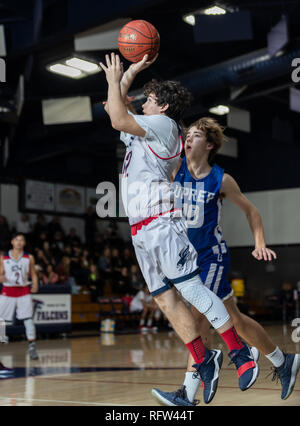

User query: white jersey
[2,251,30,287]
[120,112,182,225]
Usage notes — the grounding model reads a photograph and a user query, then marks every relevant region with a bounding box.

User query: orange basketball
[118,20,160,63]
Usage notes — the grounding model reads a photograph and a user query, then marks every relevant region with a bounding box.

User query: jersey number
[183,202,204,228]
[15,272,20,286]
[122,151,132,176]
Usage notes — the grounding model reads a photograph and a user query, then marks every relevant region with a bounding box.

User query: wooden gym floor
[0,324,299,406]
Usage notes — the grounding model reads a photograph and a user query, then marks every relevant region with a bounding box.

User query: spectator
[92,233,104,259]
[56,256,71,283]
[42,241,53,262]
[42,264,59,285]
[48,216,65,239]
[84,206,97,247]
[65,227,81,247]
[35,248,50,272]
[121,247,134,269]
[16,214,32,236]
[88,264,102,302]
[36,232,48,249]
[113,266,131,296]
[111,248,123,275]
[98,247,112,279]
[129,285,160,331]
[81,249,90,270]
[51,231,65,261]
[33,214,48,240]
[130,264,145,291]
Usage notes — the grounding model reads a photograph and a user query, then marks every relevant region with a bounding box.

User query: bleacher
[72,294,140,330]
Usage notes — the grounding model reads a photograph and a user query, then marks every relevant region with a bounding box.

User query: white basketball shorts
[0,294,33,321]
[131,211,201,297]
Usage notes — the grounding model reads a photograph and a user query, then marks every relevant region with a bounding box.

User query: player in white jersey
[0,233,39,361]
[100,53,260,403]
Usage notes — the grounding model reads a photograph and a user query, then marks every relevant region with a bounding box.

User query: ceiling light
[183,14,196,26]
[65,57,100,73]
[209,105,230,115]
[48,64,83,79]
[204,5,226,15]
[183,5,227,26]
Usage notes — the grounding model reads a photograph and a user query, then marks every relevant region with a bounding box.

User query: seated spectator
[98,247,112,279]
[33,214,48,240]
[65,227,82,247]
[92,233,104,259]
[81,249,90,270]
[35,248,50,272]
[130,264,145,291]
[113,266,131,296]
[42,241,53,262]
[87,264,102,302]
[56,256,80,293]
[121,247,134,269]
[111,248,123,276]
[56,256,71,283]
[129,285,161,331]
[36,232,48,249]
[48,216,65,240]
[84,206,97,247]
[51,231,65,261]
[42,264,59,285]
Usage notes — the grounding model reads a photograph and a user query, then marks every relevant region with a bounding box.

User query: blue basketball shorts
[198,252,233,301]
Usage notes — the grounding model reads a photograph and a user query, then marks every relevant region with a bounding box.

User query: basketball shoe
[228,345,259,391]
[152,348,223,405]
[29,342,39,360]
[152,385,199,406]
[0,362,14,378]
[268,353,300,400]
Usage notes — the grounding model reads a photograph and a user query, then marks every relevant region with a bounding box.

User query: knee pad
[175,276,230,329]
[174,275,213,314]
[23,318,36,341]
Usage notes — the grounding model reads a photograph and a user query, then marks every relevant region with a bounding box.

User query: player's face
[11,236,26,250]
[185,126,210,159]
[142,93,163,115]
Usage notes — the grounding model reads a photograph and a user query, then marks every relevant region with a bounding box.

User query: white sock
[183,371,201,403]
[139,319,145,326]
[147,318,153,327]
[265,347,285,368]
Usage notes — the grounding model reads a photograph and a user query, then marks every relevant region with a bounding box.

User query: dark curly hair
[143,79,193,123]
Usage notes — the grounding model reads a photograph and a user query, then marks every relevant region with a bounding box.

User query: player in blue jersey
[152,117,300,406]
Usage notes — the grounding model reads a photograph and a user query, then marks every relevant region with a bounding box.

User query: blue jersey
[173,158,228,261]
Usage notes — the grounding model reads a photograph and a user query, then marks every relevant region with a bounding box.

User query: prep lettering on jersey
[173,183,215,204]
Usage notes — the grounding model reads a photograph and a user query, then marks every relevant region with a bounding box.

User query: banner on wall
[25,180,55,211]
[55,184,85,214]
[32,294,71,325]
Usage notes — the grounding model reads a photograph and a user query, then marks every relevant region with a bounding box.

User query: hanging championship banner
[25,180,55,211]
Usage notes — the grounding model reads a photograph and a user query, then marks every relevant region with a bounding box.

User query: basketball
[118,20,160,63]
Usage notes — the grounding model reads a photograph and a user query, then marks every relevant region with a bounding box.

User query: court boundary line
[34,376,300,393]
[0,396,131,406]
